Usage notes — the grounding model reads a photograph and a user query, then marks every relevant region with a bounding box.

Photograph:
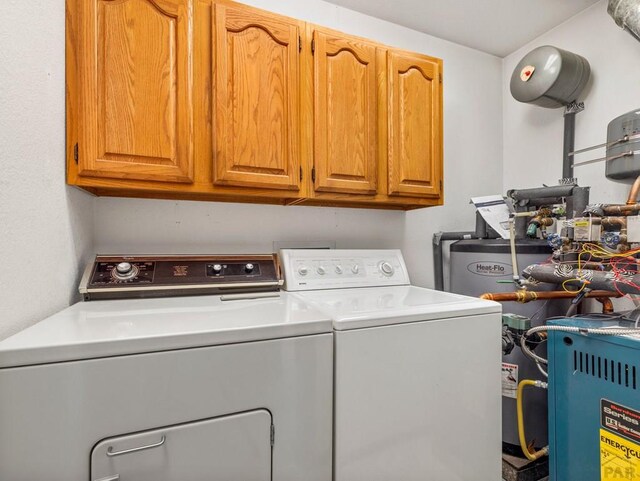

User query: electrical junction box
[627,216,640,243]
[556,219,571,236]
[548,318,640,481]
[573,217,602,242]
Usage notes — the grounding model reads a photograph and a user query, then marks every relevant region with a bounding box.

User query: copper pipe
[596,297,614,314]
[529,209,553,228]
[601,217,627,229]
[628,175,640,205]
[480,290,621,303]
[602,204,640,215]
[534,217,554,228]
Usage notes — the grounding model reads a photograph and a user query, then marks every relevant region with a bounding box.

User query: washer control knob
[116,262,133,275]
[298,266,309,276]
[245,263,255,273]
[317,266,326,275]
[351,264,359,274]
[212,264,223,273]
[335,265,343,274]
[379,261,394,276]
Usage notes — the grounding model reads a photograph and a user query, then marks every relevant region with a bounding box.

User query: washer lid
[0,293,332,368]
[293,286,501,330]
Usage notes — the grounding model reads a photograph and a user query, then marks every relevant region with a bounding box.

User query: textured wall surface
[0,0,94,340]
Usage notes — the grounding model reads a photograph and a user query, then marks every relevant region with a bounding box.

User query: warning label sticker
[501,362,518,399]
[601,429,640,480]
[602,399,640,445]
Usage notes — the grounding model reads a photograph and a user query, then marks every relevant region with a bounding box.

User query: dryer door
[91,410,272,481]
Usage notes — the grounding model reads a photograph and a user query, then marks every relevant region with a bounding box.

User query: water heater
[449,239,567,453]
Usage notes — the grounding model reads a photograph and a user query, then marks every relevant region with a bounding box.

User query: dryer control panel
[279,249,410,291]
[79,255,282,301]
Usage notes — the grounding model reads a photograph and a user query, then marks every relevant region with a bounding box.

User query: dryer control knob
[379,262,394,276]
[317,266,326,275]
[351,264,359,274]
[298,266,309,276]
[116,262,133,275]
[335,265,343,274]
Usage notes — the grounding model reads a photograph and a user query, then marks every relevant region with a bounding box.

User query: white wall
[94,0,505,289]
[0,1,94,339]
[503,0,640,204]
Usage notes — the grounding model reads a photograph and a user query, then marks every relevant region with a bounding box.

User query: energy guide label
[601,429,640,480]
[601,400,640,480]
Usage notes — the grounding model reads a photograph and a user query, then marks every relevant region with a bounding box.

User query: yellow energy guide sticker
[601,429,640,480]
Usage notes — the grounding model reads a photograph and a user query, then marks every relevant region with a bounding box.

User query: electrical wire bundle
[542,242,640,297]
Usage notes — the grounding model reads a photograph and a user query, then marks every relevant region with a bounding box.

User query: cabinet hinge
[311,167,316,182]
[439,73,442,83]
[300,166,303,181]
[73,143,78,164]
[311,38,315,55]
[270,425,275,446]
[299,35,302,53]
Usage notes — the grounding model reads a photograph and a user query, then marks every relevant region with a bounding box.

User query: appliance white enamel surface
[280,249,502,481]
[91,410,272,481]
[0,294,331,368]
[296,285,501,329]
[0,255,334,481]
[281,249,410,290]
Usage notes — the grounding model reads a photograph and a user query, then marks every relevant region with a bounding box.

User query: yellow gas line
[517,379,549,461]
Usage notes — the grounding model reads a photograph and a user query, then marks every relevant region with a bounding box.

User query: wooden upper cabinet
[77,0,194,183]
[67,0,444,208]
[212,2,302,191]
[387,50,443,198]
[312,29,378,195]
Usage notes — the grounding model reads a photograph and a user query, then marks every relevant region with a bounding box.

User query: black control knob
[212,264,223,274]
[245,263,255,273]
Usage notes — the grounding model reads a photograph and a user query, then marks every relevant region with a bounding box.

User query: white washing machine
[280,249,503,481]
[0,255,333,481]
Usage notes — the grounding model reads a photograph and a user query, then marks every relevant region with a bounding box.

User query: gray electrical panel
[606,108,640,180]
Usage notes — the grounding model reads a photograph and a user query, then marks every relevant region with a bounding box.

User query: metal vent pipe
[609,0,640,41]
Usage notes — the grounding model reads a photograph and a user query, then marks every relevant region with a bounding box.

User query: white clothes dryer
[0,255,333,481]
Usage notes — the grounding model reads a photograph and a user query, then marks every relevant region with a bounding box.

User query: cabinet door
[78,0,194,183]
[313,29,377,195]
[213,2,302,191]
[387,51,442,198]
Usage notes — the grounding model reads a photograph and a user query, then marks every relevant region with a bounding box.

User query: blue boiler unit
[548,318,640,481]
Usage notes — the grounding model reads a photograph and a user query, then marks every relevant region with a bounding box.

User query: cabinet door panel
[388,51,442,198]
[79,0,194,183]
[213,3,301,190]
[313,30,377,194]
